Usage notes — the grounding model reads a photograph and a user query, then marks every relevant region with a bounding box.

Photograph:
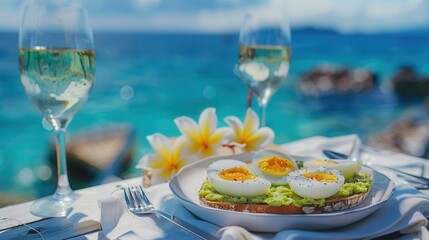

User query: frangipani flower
[224,108,274,152]
[174,108,230,158]
[137,133,194,184]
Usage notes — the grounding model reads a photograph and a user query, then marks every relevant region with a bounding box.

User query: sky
[1,0,429,33]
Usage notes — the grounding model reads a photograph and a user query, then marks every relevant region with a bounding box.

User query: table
[1,140,429,239]
[0,177,141,239]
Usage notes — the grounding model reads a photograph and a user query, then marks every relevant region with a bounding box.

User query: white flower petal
[224,116,244,139]
[209,127,232,147]
[147,133,173,160]
[180,138,203,157]
[150,169,167,185]
[174,116,201,143]
[199,108,217,141]
[258,127,275,145]
[217,127,233,139]
[172,136,186,161]
[136,153,155,170]
[246,127,275,151]
[243,108,260,138]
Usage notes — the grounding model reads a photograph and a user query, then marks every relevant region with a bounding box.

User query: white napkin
[99,184,164,239]
[360,146,429,180]
[281,134,361,159]
[100,134,429,240]
[99,184,220,240]
[66,188,103,233]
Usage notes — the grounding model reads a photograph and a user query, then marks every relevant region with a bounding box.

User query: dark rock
[368,120,429,157]
[368,106,429,159]
[299,66,377,96]
[391,66,429,97]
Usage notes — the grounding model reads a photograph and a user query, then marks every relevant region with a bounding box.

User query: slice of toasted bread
[200,190,370,214]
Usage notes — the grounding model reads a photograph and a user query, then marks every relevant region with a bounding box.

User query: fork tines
[123,185,211,239]
[136,185,155,209]
[124,186,144,210]
[123,186,137,210]
[123,185,154,211]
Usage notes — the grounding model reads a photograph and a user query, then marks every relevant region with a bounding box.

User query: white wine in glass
[19,5,95,217]
[237,14,291,127]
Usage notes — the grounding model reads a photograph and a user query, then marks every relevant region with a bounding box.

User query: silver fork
[123,185,214,240]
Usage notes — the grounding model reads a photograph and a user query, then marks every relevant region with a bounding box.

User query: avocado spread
[198,174,372,207]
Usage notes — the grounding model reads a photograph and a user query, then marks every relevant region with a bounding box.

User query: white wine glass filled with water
[237,14,291,127]
[19,5,95,217]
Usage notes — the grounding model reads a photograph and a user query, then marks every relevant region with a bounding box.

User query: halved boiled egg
[207,159,271,197]
[303,159,362,179]
[251,149,298,185]
[287,167,345,199]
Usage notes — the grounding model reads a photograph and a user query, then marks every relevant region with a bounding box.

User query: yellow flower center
[168,161,179,173]
[301,171,338,183]
[258,156,295,177]
[219,166,256,181]
[202,140,209,149]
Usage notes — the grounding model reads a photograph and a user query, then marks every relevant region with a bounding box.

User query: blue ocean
[1,29,429,203]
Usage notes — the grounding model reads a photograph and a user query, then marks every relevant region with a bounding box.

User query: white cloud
[2,0,429,33]
[281,0,429,33]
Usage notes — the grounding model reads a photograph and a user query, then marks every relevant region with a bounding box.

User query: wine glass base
[30,192,78,217]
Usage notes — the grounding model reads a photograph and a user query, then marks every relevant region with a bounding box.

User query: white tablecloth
[100,134,429,240]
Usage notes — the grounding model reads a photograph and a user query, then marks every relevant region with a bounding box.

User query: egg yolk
[258,156,295,177]
[219,166,256,181]
[312,160,338,165]
[301,171,338,183]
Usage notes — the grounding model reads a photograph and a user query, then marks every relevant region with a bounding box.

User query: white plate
[169,153,395,232]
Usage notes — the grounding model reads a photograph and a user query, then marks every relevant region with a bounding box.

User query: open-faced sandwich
[198,149,372,214]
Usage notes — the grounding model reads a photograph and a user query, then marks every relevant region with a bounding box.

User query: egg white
[207,159,271,197]
[252,150,298,185]
[303,159,362,179]
[287,167,345,199]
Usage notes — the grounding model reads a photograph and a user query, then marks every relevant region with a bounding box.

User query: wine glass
[236,14,291,127]
[19,5,95,217]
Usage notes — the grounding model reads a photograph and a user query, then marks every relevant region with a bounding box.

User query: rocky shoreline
[299,65,429,159]
[299,66,377,96]
[391,66,429,97]
[367,110,429,159]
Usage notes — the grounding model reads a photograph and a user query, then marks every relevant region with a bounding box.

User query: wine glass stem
[54,127,73,198]
[259,101,268,127]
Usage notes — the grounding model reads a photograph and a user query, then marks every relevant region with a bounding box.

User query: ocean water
[1,29,429,202]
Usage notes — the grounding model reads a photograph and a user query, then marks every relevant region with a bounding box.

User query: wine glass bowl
[19,49,94,123]
[19,5,95,217]
[237,14,291,126]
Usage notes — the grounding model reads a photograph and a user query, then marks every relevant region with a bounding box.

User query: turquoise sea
[1,29,429,203]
